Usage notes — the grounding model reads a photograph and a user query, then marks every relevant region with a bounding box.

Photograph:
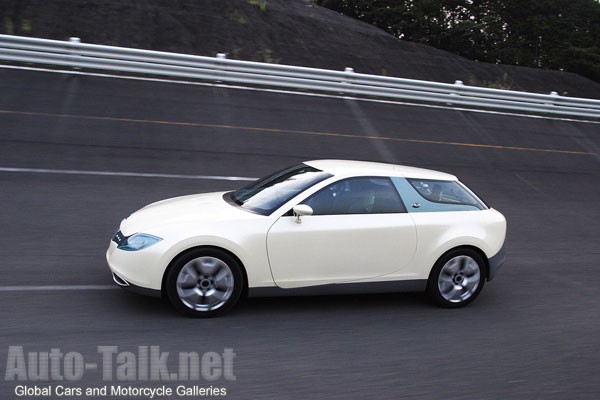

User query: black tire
[165,248,244,317]
[426,248,486,308]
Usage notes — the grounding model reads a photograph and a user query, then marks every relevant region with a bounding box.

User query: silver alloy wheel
[176,256,234,312]
[437,255,481,303]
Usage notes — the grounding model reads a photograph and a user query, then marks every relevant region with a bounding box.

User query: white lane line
[0,167,257,181]
[0,285,118,292]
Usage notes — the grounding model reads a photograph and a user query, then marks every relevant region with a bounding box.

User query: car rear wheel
[427,248,485,308]
[165,248,244,317]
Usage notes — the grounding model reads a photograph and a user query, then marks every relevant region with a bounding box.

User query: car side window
[389,177,488,212]
[303,177,406,215]
[407,179,486,210]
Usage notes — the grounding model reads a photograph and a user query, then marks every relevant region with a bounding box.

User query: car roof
[304,159,457,181]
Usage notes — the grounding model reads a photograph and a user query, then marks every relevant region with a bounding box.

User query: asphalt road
[0,68,599,399]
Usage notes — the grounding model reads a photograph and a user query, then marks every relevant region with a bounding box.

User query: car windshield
[230,164,332,215]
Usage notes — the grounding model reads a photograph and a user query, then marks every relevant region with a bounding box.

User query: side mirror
[292,204,313,224]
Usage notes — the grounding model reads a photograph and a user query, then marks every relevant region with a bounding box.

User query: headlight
[115,232,162,251]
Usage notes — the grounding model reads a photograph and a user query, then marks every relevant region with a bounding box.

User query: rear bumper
[487,245,506,281]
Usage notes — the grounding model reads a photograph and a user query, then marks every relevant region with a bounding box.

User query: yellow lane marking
[0,109,592,155]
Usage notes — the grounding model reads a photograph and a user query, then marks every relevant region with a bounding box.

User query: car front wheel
[165,248,244,317]
[427,248,486,308]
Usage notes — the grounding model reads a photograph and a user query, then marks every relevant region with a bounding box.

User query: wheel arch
[160,245,249,299]
[429,245,490,282]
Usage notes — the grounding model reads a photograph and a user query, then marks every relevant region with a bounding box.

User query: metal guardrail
[1,34,600,119]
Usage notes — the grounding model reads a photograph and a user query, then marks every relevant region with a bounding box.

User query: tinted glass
[304,177,406,215]
[231,164,332,215]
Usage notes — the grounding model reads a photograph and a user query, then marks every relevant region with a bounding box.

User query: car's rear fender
[408,209,506,279]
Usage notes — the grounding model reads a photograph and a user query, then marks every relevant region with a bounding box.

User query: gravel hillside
[1,0,600,98]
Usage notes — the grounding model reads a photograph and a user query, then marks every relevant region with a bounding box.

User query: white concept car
[107,160,506,317]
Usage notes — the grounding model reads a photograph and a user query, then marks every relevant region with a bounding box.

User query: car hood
[119,191,251,235]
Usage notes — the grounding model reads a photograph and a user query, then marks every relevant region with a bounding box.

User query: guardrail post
[68,37,81,69]
[447,80,464,105]
[546,91,559,106]
[214,53,228,83]
[341,67,355,93]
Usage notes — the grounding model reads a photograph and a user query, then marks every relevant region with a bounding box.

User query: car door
[266,177,417,288]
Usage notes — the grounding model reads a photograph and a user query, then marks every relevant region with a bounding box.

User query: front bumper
[487,244,506,281]
[111,271,161,298]
[106,239,166,294]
